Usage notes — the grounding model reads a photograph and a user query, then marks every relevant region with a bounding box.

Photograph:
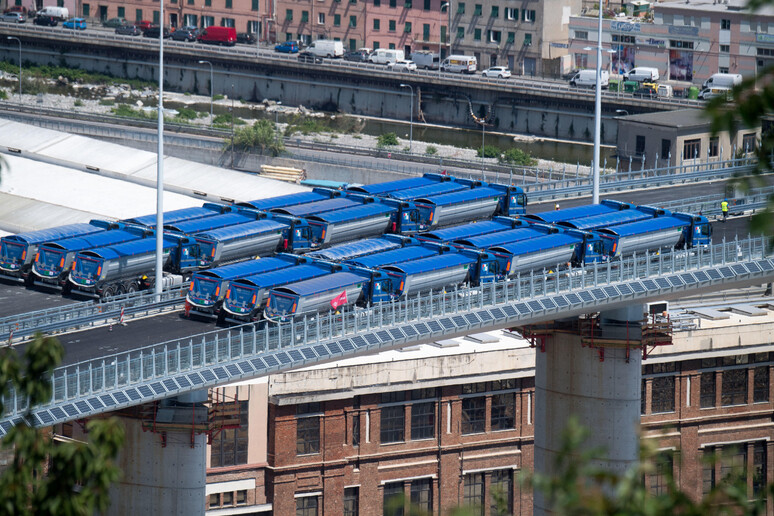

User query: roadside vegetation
[227,119,284,156]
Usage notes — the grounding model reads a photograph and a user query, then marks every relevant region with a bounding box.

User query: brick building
[205,301,774,515]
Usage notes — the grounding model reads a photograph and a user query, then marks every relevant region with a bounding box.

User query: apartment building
[205,302,774,515]
[569,0,774,85]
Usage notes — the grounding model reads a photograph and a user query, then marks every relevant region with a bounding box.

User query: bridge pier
[107,391,209,515]
[532,306,645,515]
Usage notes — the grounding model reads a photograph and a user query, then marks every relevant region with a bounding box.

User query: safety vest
[721,201,729,212]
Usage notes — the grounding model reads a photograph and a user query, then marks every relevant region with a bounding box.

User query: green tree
[0,334,124,515]
[377,132,400,147]
[228,119,285,156]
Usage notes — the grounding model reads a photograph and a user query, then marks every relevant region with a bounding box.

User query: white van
[307,40,344,58]
[37,6,68,20]
[624,67,660,82]
[698,87,731,100]
[569,69,609,88]
[440,55,477,73]
[369,48,405,65]
[410,51,440,70]
[657,84,673,98]
[702,73,742,89]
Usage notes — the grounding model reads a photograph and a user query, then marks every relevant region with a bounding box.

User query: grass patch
[0,90,7,100]
[175,107,198,120]
[477,144,500,159]
[285,116,331,136]
[426,145,437,155]
[377,132,399,147]
[99,99,115,106]
[500,147,537,166]
[213,94,225,101]
[73,99,83,107]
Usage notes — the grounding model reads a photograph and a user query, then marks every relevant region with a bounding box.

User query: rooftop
[618,108,711,129]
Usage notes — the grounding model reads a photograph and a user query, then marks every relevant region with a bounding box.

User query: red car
[136,20,153,31]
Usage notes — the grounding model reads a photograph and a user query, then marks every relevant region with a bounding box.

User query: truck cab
[673,212,712,248]
[491,184,528,216]
[379,199,421,234]
[567,229,606,265]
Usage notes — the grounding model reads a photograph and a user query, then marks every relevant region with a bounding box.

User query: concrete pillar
[533,309,643,515]
[108,393,208,515]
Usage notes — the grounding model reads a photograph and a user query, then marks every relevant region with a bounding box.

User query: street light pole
[155,0,166,297]
[6,37,21,101]
[399,84,414,153]
[198,60,213,126]
[481,118,485,176]
[275,100,282,144]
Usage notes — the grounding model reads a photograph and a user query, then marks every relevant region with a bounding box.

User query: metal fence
[2,235,770,429]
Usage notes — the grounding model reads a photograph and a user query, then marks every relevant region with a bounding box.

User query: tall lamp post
[6,37,21,101]
[399,84,414,153]
[198,60,213,126]
[440,1,449,74]
[583,41,615,204]
[275,100,282,144]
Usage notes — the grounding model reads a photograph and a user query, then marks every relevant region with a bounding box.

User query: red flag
[330,290,348,309]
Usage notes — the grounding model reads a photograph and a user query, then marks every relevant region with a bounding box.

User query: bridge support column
[533,306,643,515]
[108,391,209,515]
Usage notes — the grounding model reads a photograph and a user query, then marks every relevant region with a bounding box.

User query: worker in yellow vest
[721,199,729,222]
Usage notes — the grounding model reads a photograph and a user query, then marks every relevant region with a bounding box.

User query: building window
[490,469,513,515]
[334,14,341,26]
[318,13,325,24]
[389,19,396,31]
[209,493,220,508]
[700,371,716,408]
[370,17,379,30]
[641,379,646,415]
[285,9,292,21]
[722,368,748,406]
[490,392,515,430]
[488,30,501,43]
[375,0,380,6]
[524,33,532,46]
[490,5,498,17]
[225,0,232,8]
[411,401,435,440]
[462,397,485,434]
[647,451,673,495]
[522,9,535,22]
[575,29,588,39]
[297,402,321,455]
[473,3,482,15]
[635,135,646,155]
[405,0,412,7]
[661,139,671,159]
[210,401,248,467]
[721,18,731,30]
[720,44,730,53]
[754,366,769,402]
[719,67,729,73]
[405,21,412,32]
[117,6,125,17]
[381,405,405,443]
[344,487,359,516]
[301,10,308,22]
[350,15,357,27]
[709,136,719,157]
[457,2,465,13]
[504,7,516,20]
[753,441,767,498]
[424,0,431,9]
[670,39,694,49]
[683,139,701,160]
[383,482,404,516]
[296,495,318,516]
[222,492,234,506]
[651,376,675,413]
[410,478,432,513]
[721,446,746,484]
[507,32,514,43]
[373,41,380,49]
[423,23,430,41]
[463,473,484,515]
[702,447,716,494]
[474,28,481,41]
[742,133,757,153]
[613,34,636,44]
[389,0,396,7]
[236,490,247,505]
[457,27,464,39]
[135,9,142,22]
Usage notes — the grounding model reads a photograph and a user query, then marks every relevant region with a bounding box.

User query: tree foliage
[228,119,285,156]
[0,334,124,515]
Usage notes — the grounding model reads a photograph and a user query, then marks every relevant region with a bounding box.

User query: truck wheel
[327,53,332,58]
[126,282,137,294]
[102,284,117,300]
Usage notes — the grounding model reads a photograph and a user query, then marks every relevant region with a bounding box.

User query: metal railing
[2,235,770,431]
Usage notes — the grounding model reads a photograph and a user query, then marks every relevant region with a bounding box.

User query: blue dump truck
[221,261,342,323]
[236,187,340,212]
[417,217,521,243]
[163,212,258,234]
[383,180,471,201]
[598,213,712,257]
[265,270,392,321]
[30,224,150,291]
[305,203,396,247]
[185,254,303,320]
[523,199,634,224]
[122,203,231,228]
[0,220,112,283]
[414,185,526,231]
[193,219,289,267]
[345,172,450,195]
[556,206,667,232]
[344,245,439,269]
[269,196,363,218]
[451,224,556,250]
[304,235,417,262]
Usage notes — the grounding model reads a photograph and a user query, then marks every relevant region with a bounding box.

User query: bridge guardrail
[0,235,770,431]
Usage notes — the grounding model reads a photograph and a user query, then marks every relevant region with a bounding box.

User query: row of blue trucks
[0,174,526,299]
[182,200,712,323]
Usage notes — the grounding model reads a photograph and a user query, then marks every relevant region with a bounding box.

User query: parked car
[171,26,198,41]
[33,15,57,26]
[236,32,256,44]
[136,20,153,31]
[143,25,171,38]
[197,26,236,46]
[343,49,370,62]
[633,84,658,99]
[0,12,25,23]
[482,66,511,79]
[115,24,141,36]
[297,51,323,64]
[102,17,127,28]
[275,40,300,53]
[386,60,417,72]
[62,17,87,29]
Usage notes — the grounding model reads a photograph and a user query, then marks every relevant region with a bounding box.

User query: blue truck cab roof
[556,209,654,231]
[524,199,633,224]
[269,197,361,217]
[272,271,369,297]
[454,226,553,249]
[418,220,515,242]
[381,253,474,276]
[386,181,468,201]
[304,237,405,261]
[489,233,582,256]
[305,203,395,224]
[596,216,688,238]
[194,219,288,242]
[414,186,502,208]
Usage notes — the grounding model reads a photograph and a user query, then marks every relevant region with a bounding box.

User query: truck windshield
[266,292,297,317]
[512,194,526,207]
[0,241,25,266]
[36,248,66,272]
[196,240,216,265]
[188,276,221,305]
[223,284,258,313]
[73,256,102,282]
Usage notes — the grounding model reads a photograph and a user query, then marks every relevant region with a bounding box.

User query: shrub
[285,116,329,136]
[0,90,7,100]
[73,99,83,107]
[426,145,438,155]
[501,147,538,166]
[112,104,138,117]
[377,132,399,147]
[176,107,198,120]
[213,94,225,101]
[228,119,285,156]
[99,99,115,106]
[477,144,500,159]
